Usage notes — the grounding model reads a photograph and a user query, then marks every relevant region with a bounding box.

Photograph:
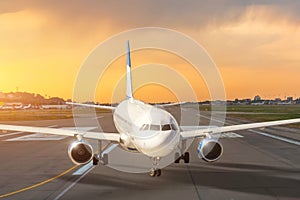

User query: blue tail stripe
[127,40,131,67]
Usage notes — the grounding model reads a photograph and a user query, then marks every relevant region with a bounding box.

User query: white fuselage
[113,99,180,158]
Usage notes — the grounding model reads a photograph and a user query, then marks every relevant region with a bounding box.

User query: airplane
[1,41,300,177]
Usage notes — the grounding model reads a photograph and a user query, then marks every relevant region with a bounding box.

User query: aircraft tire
[184,152,190,163]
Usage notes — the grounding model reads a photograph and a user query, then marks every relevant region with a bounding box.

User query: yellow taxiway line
[0,165,78,198]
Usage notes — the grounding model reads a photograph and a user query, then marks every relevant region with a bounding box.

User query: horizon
[0,90,298,104]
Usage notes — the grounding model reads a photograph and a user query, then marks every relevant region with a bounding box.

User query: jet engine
[197,138,223,162]
[68,140,93,165]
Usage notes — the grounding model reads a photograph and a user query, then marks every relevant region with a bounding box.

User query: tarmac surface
[0,106,299,200]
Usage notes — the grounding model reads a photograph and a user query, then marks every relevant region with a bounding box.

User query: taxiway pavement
[0,107,299,200]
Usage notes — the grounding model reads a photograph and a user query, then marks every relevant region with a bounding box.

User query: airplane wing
[180,118,300,139]
[180,126,217,132]
[66,102,116,110]
[0,124,120,142]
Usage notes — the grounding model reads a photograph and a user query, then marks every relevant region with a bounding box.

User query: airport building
[253,95,261,102]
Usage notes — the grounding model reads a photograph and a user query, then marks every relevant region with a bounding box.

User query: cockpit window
[140,123,177,131]
[150,124,161,131]
[162,124,171,131]
[141,124,150,130]
[140,124,160,131]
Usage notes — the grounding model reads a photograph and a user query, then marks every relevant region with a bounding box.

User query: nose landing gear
[150,157,162,177]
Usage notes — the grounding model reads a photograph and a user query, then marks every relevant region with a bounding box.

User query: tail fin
[126,40,133,99]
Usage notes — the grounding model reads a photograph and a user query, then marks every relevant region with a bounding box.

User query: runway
[0,108,299,200]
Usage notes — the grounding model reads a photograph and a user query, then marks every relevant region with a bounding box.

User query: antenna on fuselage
[126,40,133,100]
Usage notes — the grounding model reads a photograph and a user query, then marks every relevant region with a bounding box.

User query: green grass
[0,110,72,121]
[0,108,111,121]
[199,104,300,128]
[225,104,300,114]
[200,104,300,114]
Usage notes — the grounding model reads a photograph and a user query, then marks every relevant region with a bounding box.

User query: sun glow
[1,3,299,102]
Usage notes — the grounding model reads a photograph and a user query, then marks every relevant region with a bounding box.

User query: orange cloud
[0,2,299,102]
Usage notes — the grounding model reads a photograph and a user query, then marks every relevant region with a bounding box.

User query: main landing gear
[93,141,113,166]
[92,153,108,165]
[174,152,190,163]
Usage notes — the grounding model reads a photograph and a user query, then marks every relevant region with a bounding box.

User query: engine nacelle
[197,138,223,162]
[68,140,93,165]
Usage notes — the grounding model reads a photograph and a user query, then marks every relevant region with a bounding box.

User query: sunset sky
[0,1,300,103]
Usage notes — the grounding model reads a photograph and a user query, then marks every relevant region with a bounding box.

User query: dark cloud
[1,0,299,30]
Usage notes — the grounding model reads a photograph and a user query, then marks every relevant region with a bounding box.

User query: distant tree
[0,92,67,105]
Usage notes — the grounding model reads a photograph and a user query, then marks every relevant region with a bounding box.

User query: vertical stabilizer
[126,40,133,99]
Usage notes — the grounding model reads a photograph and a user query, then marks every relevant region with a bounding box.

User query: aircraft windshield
[150,124,160,131]
[162,124,171,131]
[140,123,177,131]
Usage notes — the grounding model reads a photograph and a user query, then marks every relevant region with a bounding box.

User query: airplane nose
[134,130,180,157]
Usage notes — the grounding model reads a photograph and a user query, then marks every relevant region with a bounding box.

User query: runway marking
[54,165,95,200]
[249,129,300,146]
[214,132,244,138]
[0,165,78,199]
[0,131,24,138]
[197,113,225,124]
[72,161,93,175]
[101,143,119,156]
